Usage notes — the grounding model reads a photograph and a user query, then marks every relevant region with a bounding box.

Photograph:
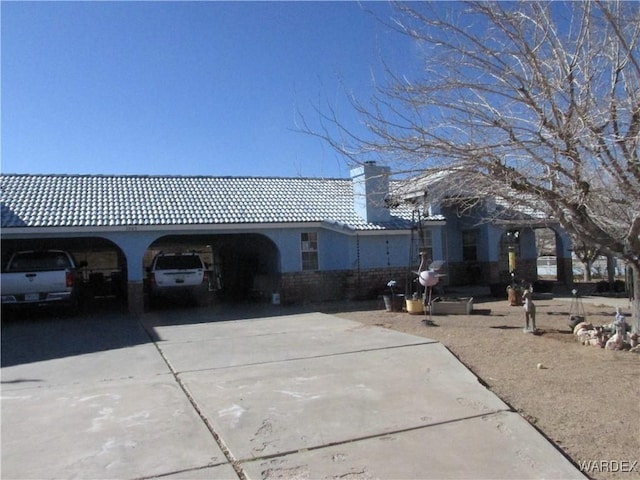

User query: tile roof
[1,174,439,231]
[395,168,551,221]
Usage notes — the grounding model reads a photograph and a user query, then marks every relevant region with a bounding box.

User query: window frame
[419,229,433,262]
[301,232,319,271]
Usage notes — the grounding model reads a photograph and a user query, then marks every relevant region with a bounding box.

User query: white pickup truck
[1,250,86,311]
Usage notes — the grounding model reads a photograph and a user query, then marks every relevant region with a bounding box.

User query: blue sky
[2,1,420,179]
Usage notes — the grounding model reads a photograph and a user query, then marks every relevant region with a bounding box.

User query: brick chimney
[350,161,391,223]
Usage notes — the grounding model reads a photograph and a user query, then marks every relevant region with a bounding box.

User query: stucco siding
[318,230,351,270]
[356,234,412,269]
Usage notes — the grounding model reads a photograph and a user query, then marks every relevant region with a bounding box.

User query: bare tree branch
[302,0,640,329]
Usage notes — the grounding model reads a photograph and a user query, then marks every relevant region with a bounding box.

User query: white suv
[147,252,208,304]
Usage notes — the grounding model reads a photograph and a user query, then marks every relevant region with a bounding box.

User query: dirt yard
[326,295,639,480]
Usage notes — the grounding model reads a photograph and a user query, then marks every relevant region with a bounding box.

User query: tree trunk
[630,262,639,334]
[582,260,592,282]
[607,255,616,292]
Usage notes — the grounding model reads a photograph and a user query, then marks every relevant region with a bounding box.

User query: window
[419,229,433,261]
[301,232,318,270]
[462,229,479,262]
[8,251,72,272]
[154,254,204,270]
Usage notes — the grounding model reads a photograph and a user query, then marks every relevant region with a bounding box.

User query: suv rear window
[154,255,203,270]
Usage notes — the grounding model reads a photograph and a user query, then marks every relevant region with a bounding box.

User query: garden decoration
[573,307,638,352]
[415,251,446,324]
[522,286,536,333]
[568,288,587,328]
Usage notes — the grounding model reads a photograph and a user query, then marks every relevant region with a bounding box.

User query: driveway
[1,305,585,479]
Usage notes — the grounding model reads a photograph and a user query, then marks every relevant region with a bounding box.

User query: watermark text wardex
[578,460,639,473]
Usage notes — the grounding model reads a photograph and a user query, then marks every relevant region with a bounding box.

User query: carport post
[104,233,152,315]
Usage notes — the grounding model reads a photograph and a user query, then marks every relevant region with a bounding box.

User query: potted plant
[382,280,404,312]
[506,283,523,306]
[405,291,425,315]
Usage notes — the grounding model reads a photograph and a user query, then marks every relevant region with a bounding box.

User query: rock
[605,334,624,350]
[587,338,600,347]
[573,322,593,335]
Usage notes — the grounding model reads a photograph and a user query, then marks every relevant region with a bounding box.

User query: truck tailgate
[1,271,69,296]
[154,269,203,286]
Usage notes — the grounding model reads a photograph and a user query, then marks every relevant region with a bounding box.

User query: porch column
[127,281,145,315]
[555,229,573,285]
[102,232,155,315]
[125,247,147,315]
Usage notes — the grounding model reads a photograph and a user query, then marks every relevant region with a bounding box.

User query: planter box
[430,297,474,315]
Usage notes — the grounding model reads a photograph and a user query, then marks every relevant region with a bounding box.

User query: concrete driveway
[1,305,586,479]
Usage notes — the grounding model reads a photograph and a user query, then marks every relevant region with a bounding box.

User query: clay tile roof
[1,174,440,231]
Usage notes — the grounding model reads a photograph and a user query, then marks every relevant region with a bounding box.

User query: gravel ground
[324,295,640,480]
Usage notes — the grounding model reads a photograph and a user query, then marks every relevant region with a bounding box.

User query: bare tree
[306,1,640,332]
[573,241,601,282]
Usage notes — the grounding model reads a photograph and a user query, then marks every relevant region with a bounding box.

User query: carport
[60,230,282,314]
[1,236,128,308]
[145,233,281,306]
[1,229,281,314]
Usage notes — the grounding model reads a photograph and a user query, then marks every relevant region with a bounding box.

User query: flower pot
[383,295,393,312]
[383,294,405,312]
[507,287,522,306]
[405,299,425,315]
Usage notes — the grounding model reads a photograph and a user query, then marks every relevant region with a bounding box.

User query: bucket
[271,293,280,305]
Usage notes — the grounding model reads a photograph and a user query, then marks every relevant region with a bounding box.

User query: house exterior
[398,171,574,291]
[0,164,573,314]
[1,163,446,313]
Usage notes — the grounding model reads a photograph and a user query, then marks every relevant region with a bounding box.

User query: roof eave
[0,220,431,237]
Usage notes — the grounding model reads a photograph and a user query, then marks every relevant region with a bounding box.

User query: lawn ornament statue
[606,307,630,350]
[416,251,446,324]
[417,251,445,288]
[522,286,536,333]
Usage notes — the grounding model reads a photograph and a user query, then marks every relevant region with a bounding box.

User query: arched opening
[497,227,539,284]
[498,229,522,283]
[146,233,280,307]
[1,236,128,311]
[535,227,559,281]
